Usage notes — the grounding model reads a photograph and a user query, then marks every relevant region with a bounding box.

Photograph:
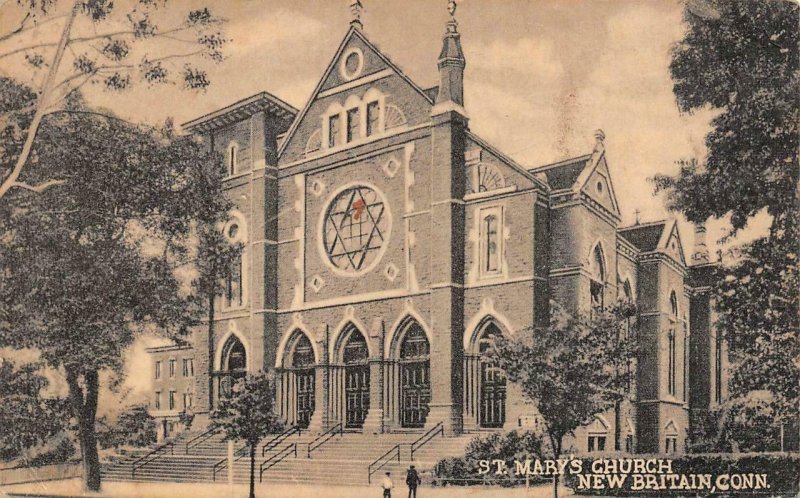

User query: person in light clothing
[382,471,393,498]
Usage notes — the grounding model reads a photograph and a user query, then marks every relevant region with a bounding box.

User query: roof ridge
[528,153,592,172]
[618,219,669,231]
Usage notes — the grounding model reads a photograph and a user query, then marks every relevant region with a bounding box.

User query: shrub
[27,438,75,467]
[432,431,546,487]
[97,405,157,449]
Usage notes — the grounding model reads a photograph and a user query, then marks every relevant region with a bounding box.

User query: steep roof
[276,26,435,159]
[529,155,592,190]
[618,221,668,252]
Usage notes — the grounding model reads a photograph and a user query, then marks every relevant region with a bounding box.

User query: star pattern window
[323,186,388,273]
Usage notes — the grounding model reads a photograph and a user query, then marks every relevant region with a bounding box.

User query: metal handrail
[261,426,301,457]
[184,426,219,455]
[410,421,444,460]
[211,442,248,482]
[367,444,403,484]
[259,443,297,482]
[306,423,343,458]
[131,440,174,478]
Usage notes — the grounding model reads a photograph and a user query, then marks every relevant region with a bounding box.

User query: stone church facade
[148,12,726,455]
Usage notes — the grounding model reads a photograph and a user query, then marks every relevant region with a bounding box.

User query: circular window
[322,185,390,274]
[227,224,239,240]
[339,48,364,81]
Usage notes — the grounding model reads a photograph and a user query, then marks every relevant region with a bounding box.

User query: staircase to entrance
[102,424,478,487]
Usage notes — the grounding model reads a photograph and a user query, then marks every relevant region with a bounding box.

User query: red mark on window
[352,199,366,220]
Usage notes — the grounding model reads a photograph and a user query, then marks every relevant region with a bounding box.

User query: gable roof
[467,132,549,192]
[276,26,435,159]
[529,155,592,190]
[618,220,668,252]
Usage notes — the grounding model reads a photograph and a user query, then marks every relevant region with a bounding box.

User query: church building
[148,3,726,455]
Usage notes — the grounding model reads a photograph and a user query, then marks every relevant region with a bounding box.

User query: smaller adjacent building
[147,344,196,441]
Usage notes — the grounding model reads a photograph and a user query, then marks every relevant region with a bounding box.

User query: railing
[131,440,174,478]
[259,443,297,482]
[211,442,248,482]
[261,426,301,457]
[184,426,219,455]
[410,421,444,460]
[306,423,343,458]
[368,444,403,484]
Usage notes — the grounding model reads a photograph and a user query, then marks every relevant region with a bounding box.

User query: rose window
[323,186,389,272]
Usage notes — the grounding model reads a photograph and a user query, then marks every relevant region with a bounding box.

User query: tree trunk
[65,367,102,492]
[208,293,216,409]
[614,398,622,451]
[249,442,256,498]
[550,434,562,498]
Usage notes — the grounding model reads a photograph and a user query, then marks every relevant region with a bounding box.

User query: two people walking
[381,466,422,498]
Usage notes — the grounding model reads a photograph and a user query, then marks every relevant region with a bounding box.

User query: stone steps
[103,430,478,487]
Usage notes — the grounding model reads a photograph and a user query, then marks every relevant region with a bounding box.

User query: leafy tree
[0,0,227,199]
[487,304,632,498]
[592,301,639,451]
[0,78,230,491]
[97,404,157,449]
[653,0,799,447]
[0,360,67,462]
[211,372,284,498]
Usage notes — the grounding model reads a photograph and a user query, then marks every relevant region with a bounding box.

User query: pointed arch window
[668,291,678,397]
[479,207,502,277]
[590,245,606,312]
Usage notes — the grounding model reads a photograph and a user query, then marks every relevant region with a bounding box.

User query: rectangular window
[479,207,503,277]
[346,108,360,142]
[183,392,193,410]
[229,145,237,176]
[366,101,379,137]
[625,435,634,453]
[182,358,194,377]
[328,114,341,148]
[668,331,676,396]
[169,391,176,410]
[154,391,161,410]
[665,436,677,454]
[225,254,243,308]
[155,361,161,380]
[588,435,606,453]
[169,359,176,378]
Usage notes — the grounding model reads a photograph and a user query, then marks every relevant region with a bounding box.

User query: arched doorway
[399,323,430,428]
[477,323,506,428]
[290,333,315,429]
[342,327,370,428]
[217,335,247,399]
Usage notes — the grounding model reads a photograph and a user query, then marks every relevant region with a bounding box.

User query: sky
[0,0,770,404]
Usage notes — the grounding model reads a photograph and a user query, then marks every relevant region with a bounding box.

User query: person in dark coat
[406,465,421,498]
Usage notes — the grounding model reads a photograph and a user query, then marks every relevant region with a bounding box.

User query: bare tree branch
[0,1,80,200]
[10,179,66,193]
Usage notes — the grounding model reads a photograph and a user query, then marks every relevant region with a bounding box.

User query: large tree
[653,0,799,444]
[0,0,226,199]
[487,304,637,498]
[0,78,231,491]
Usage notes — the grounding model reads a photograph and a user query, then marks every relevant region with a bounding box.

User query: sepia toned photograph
[0,0,797,497]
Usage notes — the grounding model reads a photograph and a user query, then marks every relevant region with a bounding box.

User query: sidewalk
[2,478,574,498]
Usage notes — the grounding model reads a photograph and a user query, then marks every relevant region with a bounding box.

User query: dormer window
[366,101,380,137]
[328,114,341,148]
[227,143,238,176]
[346,107,361,142]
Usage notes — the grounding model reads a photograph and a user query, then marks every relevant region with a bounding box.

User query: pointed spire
[350,0,364,30]
[434,0,466,110]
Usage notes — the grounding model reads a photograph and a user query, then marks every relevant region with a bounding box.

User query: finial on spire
[594,129,606,143]
[350,0,364,30]
[446,0,458,33]
[634,209,641,225]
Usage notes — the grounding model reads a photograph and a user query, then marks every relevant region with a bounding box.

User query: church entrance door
[399,324,430,428]
[342,329,370,429]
